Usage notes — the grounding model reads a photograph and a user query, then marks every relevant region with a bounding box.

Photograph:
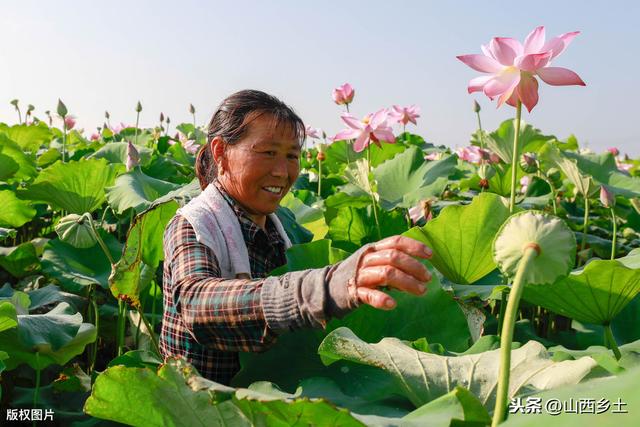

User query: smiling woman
[160,89,434,384]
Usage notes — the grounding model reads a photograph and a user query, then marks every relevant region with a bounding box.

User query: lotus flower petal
[488,37,523,65]
[340,113,364,130]
[542,31,580,59]
[524,26,546,54]
[537,67,585,86]
[456,54,503,73]
[333,129,360,141]
[516,74,540,112]
[484,68,521,104]
[352,131,370,153]
[515,52,551,72]
[468,75,493,93]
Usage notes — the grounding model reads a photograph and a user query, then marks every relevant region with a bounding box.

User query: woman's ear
[210,136,225,175]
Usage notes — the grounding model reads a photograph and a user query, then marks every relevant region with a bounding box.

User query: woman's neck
[215,180,267,229]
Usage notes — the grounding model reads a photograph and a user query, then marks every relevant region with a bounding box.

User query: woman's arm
[164,215,359,352]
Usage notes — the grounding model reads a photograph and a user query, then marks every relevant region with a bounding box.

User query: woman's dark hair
[195,89,306,190]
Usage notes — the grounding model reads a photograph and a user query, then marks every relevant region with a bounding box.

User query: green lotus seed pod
[493,211,575,285]
[55,213,97,248]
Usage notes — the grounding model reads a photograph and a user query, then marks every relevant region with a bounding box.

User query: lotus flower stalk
[604,323,622,360]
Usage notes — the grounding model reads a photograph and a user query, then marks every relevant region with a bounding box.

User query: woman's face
[216,114,301,225]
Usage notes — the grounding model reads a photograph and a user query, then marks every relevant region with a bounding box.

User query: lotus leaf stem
[367,143,382,240]
[137,306,161,356]
[579,197,590,264]
[610,208,617,260]
[604,323,622,360]
[508,101,522,214]
[492,246,537,427]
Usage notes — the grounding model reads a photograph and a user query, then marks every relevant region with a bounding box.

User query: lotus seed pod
[479,178,489,189]
[317,152,326,161]
[55,213,97,248]
[493,211,575,285]
[306,151,313,161]
[520,152,538,173]
[10,99,19,107]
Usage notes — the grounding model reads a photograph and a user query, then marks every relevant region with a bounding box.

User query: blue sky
[2,1,638,155]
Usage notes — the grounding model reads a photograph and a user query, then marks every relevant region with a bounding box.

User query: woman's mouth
[263,186,284,195]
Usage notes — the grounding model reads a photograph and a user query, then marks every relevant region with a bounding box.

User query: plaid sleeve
[163,214,278,352]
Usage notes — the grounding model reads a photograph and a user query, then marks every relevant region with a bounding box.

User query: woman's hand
[351,236,433,310]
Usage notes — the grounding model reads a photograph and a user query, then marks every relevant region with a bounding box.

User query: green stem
[87,214,115,265]
[134,112,140,146]
[151,281,158,332]
[579,197,590,260]
[476,111,484,151]
[509,101,522,213]
[89,288,99,376]
[610,208,617,260]
[138,306,161,356]
[62,120,67,163]
[604,323,622,360]
[367,144,382,240]
[492,247,537,427]
[318,157,323,197]
[117,299,126,356]
[497,288,508,337]
[33,352,41,427]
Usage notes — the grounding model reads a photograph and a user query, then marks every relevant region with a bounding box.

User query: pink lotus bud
[90,133,100,141]
[64,116,76,130]
[600,185,615,208]
[607,147,620,157]
[126,141,140,171]
[520,176,530,194]
[332,83,355,105]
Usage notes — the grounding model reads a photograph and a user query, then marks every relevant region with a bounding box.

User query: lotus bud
[478,163,495,180]
[55,213,97,248]
[520,152,538,173]
[607,147,619,157]
[64,116,76,130]
[189,104,196,114]
[600,185,615,208]
[166,116,171,124]
[105,110,110,119]
[473,100,481,113]
[135,101,142,113]
[160,112,165,122]
[126,140,140,171]
[57,99,68,117]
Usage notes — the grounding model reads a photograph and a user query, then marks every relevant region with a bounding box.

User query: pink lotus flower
[425,152,443,161]
[457,26,585,112]
[390,105,421,126]
[455,146,500,165]
[178,131,201,155]
[608,147,620,157]
[126,140,140,171]
[305,126,322,139]
[90,133,100,141]
[616,160,632,173]
[111,122,128,134]
[332,83,355,106]
[64,116,76,130]
[333,109,396,152]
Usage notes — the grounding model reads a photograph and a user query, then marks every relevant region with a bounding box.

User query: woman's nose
[270,158,287,177]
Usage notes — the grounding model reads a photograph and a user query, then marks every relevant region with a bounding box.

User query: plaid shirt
[159,182,288,384]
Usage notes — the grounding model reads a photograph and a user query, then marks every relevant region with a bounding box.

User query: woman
[160,89,433,384]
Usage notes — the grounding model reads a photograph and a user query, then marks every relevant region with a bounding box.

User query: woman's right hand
[350,235,433,310]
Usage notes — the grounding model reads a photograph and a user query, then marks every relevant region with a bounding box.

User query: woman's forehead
[244,114,301,148]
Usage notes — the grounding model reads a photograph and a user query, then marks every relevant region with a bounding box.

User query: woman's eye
[264,151,276,156]
[287,153,299,160]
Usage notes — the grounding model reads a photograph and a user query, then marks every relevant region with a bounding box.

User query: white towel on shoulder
[176,183,292,279]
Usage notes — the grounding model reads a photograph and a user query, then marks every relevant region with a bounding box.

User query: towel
[176,183,292,279]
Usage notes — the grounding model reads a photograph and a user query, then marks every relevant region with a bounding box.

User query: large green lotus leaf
[18,158,118,213]
[0,283,83,313]
[0,189,36,227]
[105,168,181,214]
[0,301,18,332]
[36,147,62,168]
[562,150,640,197]
[328,206,408,253]
[0,122,53,152]
[279,192,323,223]
[522,252,640,325]
[108,200,177,305]
[41,230,122,292]
[274,205,314,244]
[0,242,41,278]
[235,274,472,392]
[504,366,640,427]
[0,301,96,370]
[404,193,511,285]
[373,146,456,210]
[0,152,19,180]
[85,357,363,427]
[539,143,595,197]
[0,135,37,181]
[89,141,153,166]
[322,139,406,174]
[319,327,597,409]
[474,119,555,164]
